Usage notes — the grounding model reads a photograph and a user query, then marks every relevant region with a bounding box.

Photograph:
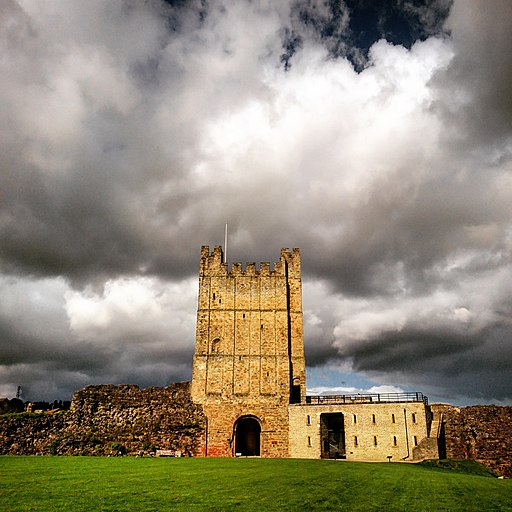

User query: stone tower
[191,245,305,457]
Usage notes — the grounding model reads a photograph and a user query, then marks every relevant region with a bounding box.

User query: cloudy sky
[1,0,511,406]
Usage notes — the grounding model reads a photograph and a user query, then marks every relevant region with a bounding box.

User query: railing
[304,392,428,406]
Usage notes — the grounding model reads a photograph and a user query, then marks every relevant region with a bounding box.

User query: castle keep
[192,246,441,461]
[191,246,305,457]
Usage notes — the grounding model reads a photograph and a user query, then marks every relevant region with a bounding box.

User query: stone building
[191,246,442,461]
[289,394,438,461]
[191,245,305,457]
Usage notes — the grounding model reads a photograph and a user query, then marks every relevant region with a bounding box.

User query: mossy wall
[0,382,205,457]
[431,404,512,478]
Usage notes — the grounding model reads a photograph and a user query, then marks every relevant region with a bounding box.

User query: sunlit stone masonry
[191,246,442,461]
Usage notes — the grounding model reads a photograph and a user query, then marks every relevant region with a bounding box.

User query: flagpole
[224,223,228,264]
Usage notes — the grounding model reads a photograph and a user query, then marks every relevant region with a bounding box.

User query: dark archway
[320,413,346,459]
[234,416,261,456]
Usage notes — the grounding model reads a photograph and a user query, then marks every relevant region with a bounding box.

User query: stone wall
[431,404,512,478]
[0,382,206,456]
[200,400,290,457]
[2,384,512,477]
[289,401,430,462]
[0,409,68,455]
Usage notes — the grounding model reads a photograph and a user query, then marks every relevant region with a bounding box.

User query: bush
[142,441,156,452]
[111,442,126,456]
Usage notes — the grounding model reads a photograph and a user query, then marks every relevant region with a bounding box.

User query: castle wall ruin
[0,382,205,457]
[2,387,512,477]
[430,404,512,478]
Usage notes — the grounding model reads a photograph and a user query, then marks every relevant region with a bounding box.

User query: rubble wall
[0,382,205,456]
[431,404,512,478]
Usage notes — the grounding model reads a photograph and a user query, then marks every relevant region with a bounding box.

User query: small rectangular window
[307,436,311,446]
[372,414,376,424]
[353,414,357,424]
[392,414,395,423]
[306,415,311,425]
[393,436,397,446]
[413,436,418,446]
[373,436,378,446]
[354,436,358,447]
[412,413,416,423]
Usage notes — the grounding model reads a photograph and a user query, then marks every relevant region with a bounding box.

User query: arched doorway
[234,416,261,456]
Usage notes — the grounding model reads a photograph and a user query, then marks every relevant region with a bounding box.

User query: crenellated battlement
[200,245,301,278]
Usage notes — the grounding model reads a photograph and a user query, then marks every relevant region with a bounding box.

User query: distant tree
[0,399,9,414]
[0,398,24,414]
[31,401,50,412]
[9,398,24,412]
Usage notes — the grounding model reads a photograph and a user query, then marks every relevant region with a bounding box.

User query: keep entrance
[320,413,346,459]
[234,416,261,456]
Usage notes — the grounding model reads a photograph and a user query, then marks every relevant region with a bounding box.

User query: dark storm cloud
[0,321,100,368]
[344,324,512,403]
[0,0,237,284]
[347,328,479,371]
[1,0,511,405]
[0,0,454,285]
[0,0,285,283]
[310,164,510,297]
[434,0,512,144]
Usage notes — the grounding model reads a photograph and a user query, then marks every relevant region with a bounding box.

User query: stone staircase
[412,411,445,461]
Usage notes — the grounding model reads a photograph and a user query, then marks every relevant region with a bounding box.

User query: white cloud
[65,276,196,347]
[307,384,404,396]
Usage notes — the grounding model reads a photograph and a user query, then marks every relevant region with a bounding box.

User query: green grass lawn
[0,457,510,511]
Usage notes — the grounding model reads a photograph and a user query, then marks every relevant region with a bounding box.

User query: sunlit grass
[0,457,510,511]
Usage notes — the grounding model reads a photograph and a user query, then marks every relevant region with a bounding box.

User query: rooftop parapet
[199,246,300,278]
[302,392,429,406]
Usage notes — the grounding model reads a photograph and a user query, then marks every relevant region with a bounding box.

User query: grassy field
[0,457,510,511]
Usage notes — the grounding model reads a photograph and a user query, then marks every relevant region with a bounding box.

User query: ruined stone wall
[431,404,512,478]
[0,382,205,456]
[289,402,429,462]
[0,409,68,455]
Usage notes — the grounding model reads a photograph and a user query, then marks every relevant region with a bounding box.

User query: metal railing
[304,392,428,406]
